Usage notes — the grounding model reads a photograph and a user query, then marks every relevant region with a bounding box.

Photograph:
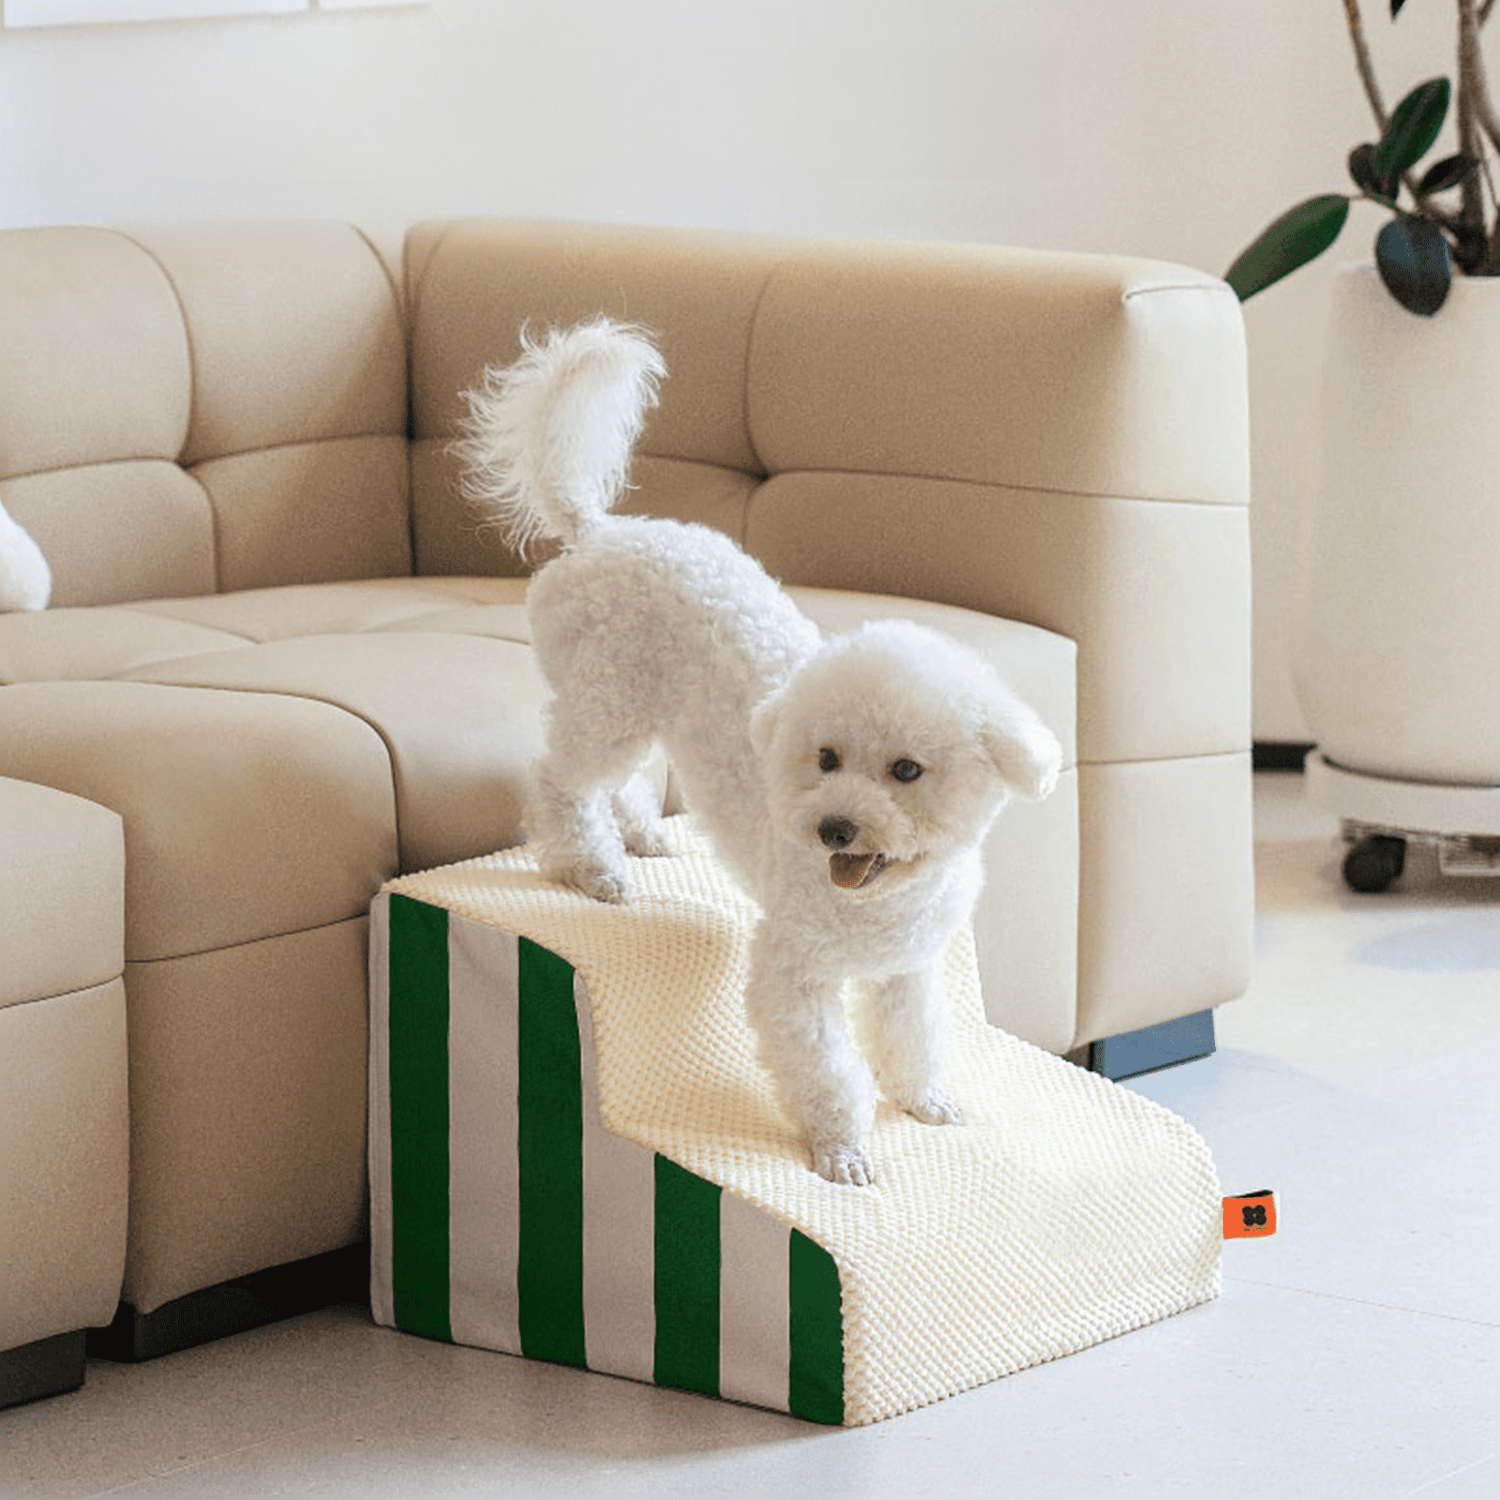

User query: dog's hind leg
[612,761,672,857]
[528,769,628,903]
[527,720,657,903]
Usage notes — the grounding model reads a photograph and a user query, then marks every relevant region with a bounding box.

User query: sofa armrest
[738,241,1250,770]
[0,777,128,1364]
[0,776,124,1011]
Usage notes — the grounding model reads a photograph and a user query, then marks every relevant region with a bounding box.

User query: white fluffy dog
[458,319,1061,1186]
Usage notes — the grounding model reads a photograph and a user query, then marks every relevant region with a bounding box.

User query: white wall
[0,0,1473,739]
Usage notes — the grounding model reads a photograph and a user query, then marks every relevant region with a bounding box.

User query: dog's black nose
[818,816,860,850]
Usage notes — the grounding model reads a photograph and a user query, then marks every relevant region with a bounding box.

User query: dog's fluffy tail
[455,317,666,555]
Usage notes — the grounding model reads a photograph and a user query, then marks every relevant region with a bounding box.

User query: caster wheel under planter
[1343,834,1407,894]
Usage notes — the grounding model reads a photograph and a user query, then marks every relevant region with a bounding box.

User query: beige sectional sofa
[0,218,1253,1405]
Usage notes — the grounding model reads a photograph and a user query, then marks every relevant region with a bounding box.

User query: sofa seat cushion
[127,576,533,645]
[0,577,540,875]
[0,606,252,685]
[0,576,1076,975]
[120,632,548,877]
[0,681,398,961]
[0,577,532,685]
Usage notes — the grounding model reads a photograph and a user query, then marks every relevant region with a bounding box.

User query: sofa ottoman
[0,777,127,1406]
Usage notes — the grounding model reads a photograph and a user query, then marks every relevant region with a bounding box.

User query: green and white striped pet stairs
[368,819,1222,1426]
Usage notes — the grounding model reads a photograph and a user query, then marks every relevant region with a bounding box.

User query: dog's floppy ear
[982,705,1063,803]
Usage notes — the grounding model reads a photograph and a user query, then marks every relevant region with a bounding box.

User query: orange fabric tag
[1223,1190,1278,1239]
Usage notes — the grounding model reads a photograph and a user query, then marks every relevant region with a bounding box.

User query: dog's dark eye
[891,758,923,784]
[818,748,841,774]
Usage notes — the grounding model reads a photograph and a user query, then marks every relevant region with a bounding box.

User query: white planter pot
[1293,265,1500,786]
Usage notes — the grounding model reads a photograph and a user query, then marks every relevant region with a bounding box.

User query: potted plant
[1227,0,1500,316]
[1227,0,1500,893]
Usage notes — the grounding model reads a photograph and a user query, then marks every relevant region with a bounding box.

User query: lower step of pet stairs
[368,818,1222,1427]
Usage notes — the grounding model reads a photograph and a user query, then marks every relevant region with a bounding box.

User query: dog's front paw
[893,1085,962,1128]
[811,1139,876,1188]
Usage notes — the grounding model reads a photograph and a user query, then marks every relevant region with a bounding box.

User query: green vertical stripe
[387,894,452,1342]
[789,1230,844,1425]
[516,937,587,1368]
[652,1156,721,1396]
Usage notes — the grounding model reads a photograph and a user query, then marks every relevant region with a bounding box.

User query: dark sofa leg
[1084,1009,1217,1081]
[86,1243,369,1363]
[0,1329,87,1409]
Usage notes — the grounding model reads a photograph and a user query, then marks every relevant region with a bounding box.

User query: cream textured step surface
[369,818,1221,1426]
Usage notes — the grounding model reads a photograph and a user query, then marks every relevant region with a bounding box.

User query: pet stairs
[368,819,1222,1426]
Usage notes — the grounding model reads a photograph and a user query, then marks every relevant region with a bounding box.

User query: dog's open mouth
[828,851,887,890]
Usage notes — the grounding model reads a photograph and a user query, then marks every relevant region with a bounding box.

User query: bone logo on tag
[1222,1190,1278,1239]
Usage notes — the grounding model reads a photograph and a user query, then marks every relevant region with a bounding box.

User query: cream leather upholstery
[0,219,1251,1350]
[0,779,128,1366]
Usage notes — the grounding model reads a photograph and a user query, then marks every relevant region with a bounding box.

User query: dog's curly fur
[458,319,1062,1186]
[0,499,50,613]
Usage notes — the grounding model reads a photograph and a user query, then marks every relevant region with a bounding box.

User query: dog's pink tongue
[829,851,880,889]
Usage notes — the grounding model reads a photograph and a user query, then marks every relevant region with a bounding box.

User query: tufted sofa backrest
[404,218,797,582]
[405,218,1250,768]
[0,222,410,608]
[1,215,1250,774]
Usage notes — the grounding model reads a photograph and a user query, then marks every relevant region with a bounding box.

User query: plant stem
[1456,25,1488,247]
[1460,0,1500,155]
[1341,0,1496,267]
[1458,0,1500,268]
[1342,0,1389,129]
[1340,0,1437,215]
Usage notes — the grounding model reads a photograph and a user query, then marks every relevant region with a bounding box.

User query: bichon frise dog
[458,318,1061,1186]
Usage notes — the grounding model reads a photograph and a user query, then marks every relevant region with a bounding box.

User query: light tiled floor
[4,774,1495,1498]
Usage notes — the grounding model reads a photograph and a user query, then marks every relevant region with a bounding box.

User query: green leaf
[1391,0,1409,17]
[1372,78,1450,179]
[1349,143,1399,204]
[1375,215,1453,315]
[1417,152,1479,195]
[1224,195,1351,301]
